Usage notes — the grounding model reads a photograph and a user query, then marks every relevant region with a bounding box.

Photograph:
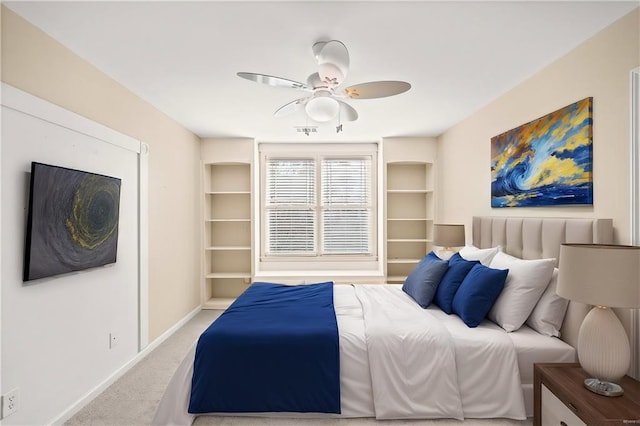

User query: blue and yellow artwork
[491,97,593,208]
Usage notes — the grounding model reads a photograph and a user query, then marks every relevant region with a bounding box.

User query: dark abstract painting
[491,97,593,208]
[23,162,121,281]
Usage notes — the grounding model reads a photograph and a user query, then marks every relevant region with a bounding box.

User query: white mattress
[153,284,576,425]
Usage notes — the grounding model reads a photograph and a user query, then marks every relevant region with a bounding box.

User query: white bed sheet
[354,285,526,420]
[507,323,576,416]
[152,284,575,425]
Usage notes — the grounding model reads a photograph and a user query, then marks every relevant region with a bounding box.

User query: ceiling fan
[237,40,411,125]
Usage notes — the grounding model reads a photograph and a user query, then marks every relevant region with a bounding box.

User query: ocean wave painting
[491,97,593,208]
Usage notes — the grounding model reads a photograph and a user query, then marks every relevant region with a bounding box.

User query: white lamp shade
[556,243,640,386]
[578,306,631,382]
[556,244,640,308]
[433,224,465,248]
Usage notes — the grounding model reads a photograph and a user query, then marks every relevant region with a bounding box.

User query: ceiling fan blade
[342,81,411,99]
[315,40,349,86]
[237,72,309,90]
[274,97,308,118]
[336,100,358,122]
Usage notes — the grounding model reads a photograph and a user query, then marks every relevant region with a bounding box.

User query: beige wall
[2,3,637,342]
[1,6,201,341]
[438,8,640,245]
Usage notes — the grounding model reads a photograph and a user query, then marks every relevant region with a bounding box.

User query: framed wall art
[23,162,122,281]
[491,97,593,208]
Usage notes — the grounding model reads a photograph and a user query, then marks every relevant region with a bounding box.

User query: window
[321,158,371,254]
[266,159,316,254]
[261,144,377,264]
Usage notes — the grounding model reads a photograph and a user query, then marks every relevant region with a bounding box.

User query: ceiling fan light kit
[305,93,340,122]
[237,39,411,131]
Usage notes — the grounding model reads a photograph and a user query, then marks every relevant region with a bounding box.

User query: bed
[152,216,613,425]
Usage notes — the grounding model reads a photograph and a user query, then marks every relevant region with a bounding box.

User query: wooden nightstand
[534,363,640,426]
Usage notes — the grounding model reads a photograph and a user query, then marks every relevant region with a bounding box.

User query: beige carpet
[66,310,532,426]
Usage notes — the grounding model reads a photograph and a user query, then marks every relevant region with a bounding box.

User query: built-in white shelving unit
[383,138,437,284]
[201,139,254,309]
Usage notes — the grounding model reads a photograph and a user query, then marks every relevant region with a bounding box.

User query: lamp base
[436,248,455,260]
[583,378,624,397]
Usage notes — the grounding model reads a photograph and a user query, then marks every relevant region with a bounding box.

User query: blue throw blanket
[188,281,341,414]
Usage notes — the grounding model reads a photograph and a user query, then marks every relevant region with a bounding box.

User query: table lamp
[556,243,640,396]
[433,224,465,259]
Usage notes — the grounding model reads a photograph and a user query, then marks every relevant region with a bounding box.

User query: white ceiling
[5,1,639,142]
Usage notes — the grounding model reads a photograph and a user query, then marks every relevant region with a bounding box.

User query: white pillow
[488,251,556,332]
[459,245,500,266]
[526,268,569,337]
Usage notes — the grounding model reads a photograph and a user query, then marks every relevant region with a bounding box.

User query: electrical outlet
[2,388,19,418]
[109,332,118,349]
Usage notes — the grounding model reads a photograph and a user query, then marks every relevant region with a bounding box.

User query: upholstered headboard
[471,216,614,348]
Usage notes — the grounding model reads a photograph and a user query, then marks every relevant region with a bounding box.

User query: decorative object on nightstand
[534,363,640,426]
[556,244,640,397]
[433,224,465,259]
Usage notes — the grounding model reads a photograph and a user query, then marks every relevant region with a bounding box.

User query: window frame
[258,143,378,272]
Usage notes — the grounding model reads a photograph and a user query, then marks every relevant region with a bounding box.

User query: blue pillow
[410,251,443,270]
[452,263,508,327]
[424,251,443,262]
[402,252,449,308]
[433,253,479,314]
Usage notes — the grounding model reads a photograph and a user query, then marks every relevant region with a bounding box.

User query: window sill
[253,270,385,285]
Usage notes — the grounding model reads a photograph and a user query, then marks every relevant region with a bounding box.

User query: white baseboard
[49,306,202,425]
[138,305,202,355]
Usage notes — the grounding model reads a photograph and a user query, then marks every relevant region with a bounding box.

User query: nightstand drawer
[542,384,586,426]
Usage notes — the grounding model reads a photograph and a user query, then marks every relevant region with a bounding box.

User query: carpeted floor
[65,310,532,426]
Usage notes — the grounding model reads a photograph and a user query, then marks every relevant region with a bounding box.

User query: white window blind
[265,159,316,254]
[264,155,373,257]
[321,159,371,254]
